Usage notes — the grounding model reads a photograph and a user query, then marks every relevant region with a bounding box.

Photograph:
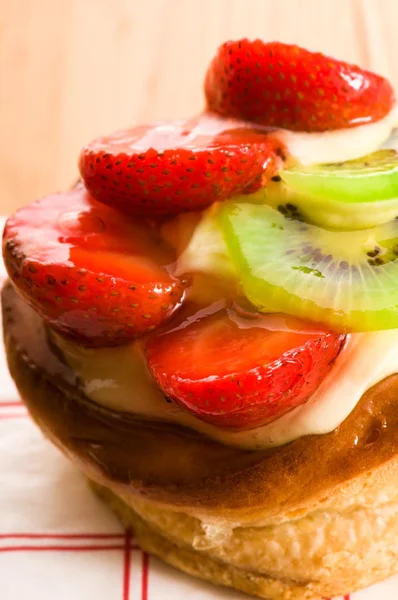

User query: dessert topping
[146,306,344,430]
[3,184,185,346]
[205,40,395,132]
[79,114,283,217]
[218,200,398,332]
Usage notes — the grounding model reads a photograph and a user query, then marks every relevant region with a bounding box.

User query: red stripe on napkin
[123,530,132,600]
[0,544,126,552]
[142,553,149,600]
[0,533,125,540]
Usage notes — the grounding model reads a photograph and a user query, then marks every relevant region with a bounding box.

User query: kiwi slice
[219,201,398,332]
[277,148,398,230]
[282,149,398,203]
[263,178,398,230]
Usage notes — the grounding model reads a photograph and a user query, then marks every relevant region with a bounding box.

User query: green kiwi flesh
[263,179,398,230]
[281,149,398,203]
[218,201,398,332]
[276,143,398,230]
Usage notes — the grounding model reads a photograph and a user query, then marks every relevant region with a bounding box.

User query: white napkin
[0,217,396,600]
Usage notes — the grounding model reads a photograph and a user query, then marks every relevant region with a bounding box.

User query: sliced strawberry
[146,307,345,430]
[3,184,186,346]
[205,39,395,132]
[79,114,283,217]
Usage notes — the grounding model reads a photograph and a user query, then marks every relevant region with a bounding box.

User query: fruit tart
[3,40,398,600]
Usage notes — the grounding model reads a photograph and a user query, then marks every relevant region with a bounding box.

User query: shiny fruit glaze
[79,114,284,217]
[145,301,345,430]
[3,178,347,429]
[205,39,395,131]
[3,184,185,346]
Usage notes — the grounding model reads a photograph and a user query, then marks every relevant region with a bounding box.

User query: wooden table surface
[1,0,397,213]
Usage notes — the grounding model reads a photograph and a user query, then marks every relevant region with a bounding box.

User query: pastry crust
[89,480,398,600]
[3,281,398,599]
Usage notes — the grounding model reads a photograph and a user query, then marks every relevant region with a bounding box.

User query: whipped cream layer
[55,329,398,450]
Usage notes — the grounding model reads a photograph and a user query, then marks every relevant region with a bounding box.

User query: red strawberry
[79,114,284,217]
[146,307,345,430]
[3,184,186,346]
[205,39,395,132]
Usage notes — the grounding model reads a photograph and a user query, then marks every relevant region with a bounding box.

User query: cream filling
[55,329,398,451]
[279,102,398,165]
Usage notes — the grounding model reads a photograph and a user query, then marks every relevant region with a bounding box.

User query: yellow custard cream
[55,330,398,450]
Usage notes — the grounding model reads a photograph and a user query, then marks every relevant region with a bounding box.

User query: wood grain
[0,0,397,213]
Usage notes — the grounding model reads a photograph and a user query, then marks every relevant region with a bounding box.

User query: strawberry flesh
[3,184,186,346]
[205,39,395,132]
[79,114,283,217]
[146,307,345,430]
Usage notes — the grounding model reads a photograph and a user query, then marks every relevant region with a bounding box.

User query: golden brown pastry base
[90,480,319,600]
[90,480,398,600]
[3,281,398,599]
